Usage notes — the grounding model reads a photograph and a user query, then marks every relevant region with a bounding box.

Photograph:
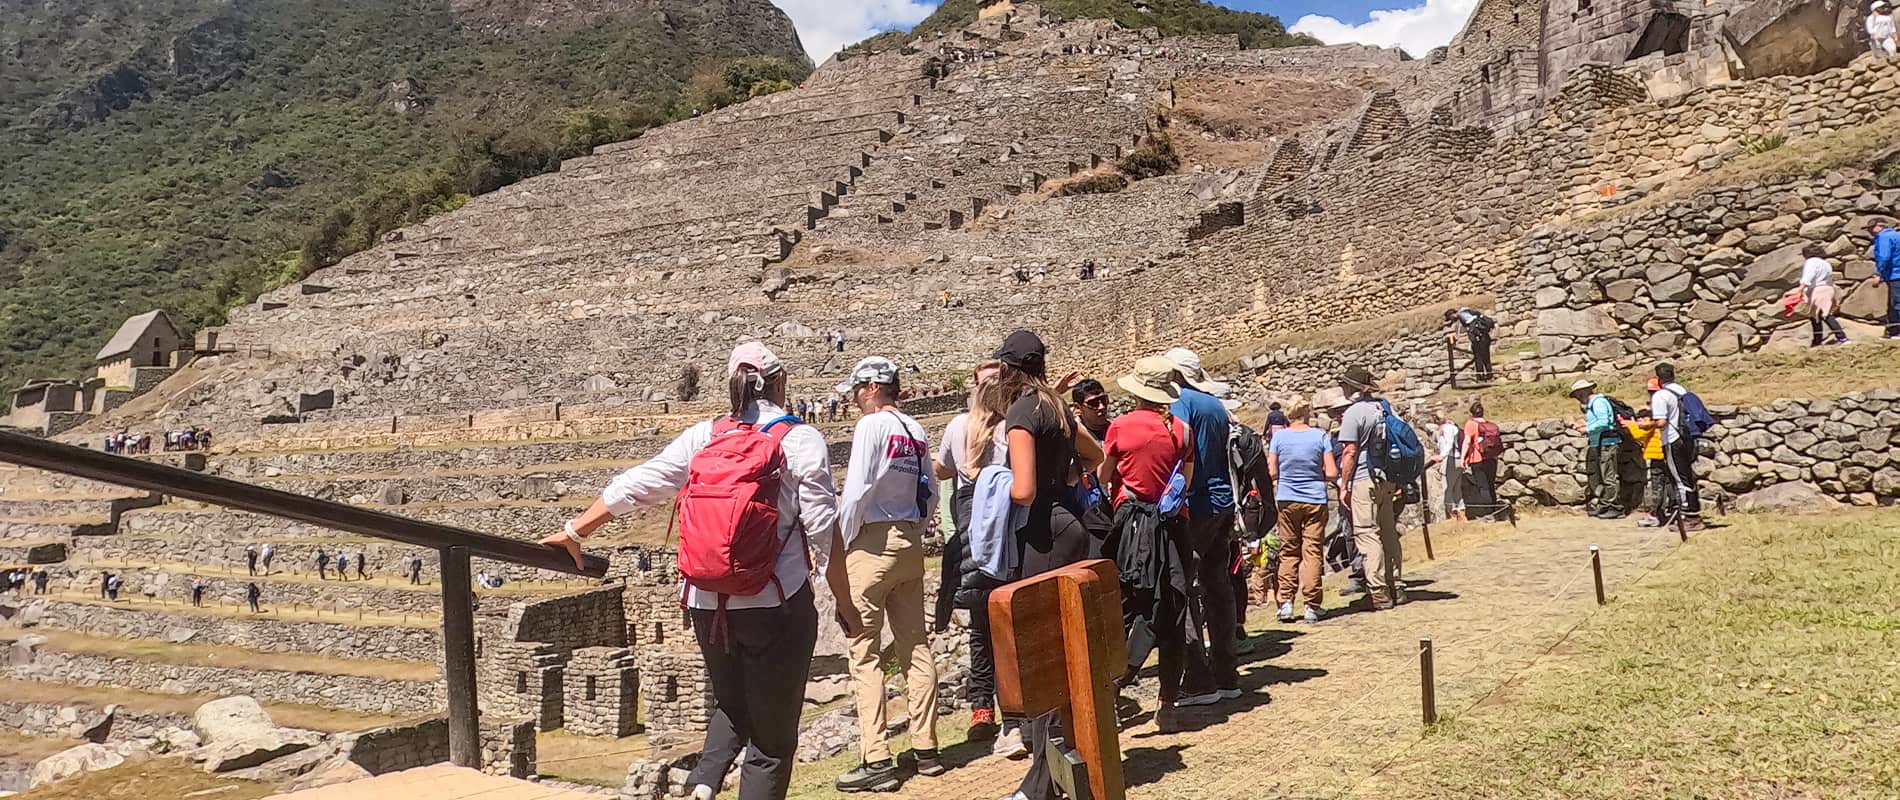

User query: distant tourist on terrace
[1798,243,1849,346]
[1873,219,1900,338]
[1870,2,1897,57]
[541,341,859,800]
[1445,307,1497,383]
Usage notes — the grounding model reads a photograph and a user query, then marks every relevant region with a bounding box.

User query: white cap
[834,356,900,393]
[1163,348,1218,392]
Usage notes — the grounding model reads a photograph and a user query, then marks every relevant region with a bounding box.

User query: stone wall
[1234,329,1464,402]
[502,585,627,651]
[40,565,447,616]
[477,641,565,732]
[0,700,190,743]
[1,597,441,659]
[563,646,638,738]
[639,650,713,746]
[346,716,537,779]
[1492,391,1900,507]
[4,650,441,716]
[1525,169,1896,376]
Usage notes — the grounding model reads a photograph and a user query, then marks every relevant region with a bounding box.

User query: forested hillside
[0,0,809,388]
[848,0,1321,54]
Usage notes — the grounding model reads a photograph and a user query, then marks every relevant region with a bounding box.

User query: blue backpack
[1672,388,1718,439]
[1369,399,1427,487]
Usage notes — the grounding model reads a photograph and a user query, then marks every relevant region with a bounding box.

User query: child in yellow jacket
[1626,413,1666,527]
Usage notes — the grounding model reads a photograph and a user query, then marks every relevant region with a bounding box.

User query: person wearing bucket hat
[1162,347,1240,699]
[1101,356,1212,731]
[1336,366,1404,610]
[831,356,943,790]
[542,341,859,800]
[1569,379,1627,520]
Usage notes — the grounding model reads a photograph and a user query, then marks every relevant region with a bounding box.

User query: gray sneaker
[1302,606,1322,624]
[836,760,901,793]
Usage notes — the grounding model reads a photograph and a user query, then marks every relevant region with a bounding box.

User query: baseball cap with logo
[834,356,901,393]
[1118,356,1182,405]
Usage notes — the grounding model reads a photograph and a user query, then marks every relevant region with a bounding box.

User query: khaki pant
[1351,480,1402,596]
[846,520,938,762]
[1274,502,1327,610]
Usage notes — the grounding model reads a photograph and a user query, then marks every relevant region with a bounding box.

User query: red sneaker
[967,707,999,741]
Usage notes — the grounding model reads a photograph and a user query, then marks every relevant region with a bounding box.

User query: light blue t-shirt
[1269,428,1333,505]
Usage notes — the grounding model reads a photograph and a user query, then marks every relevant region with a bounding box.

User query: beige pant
[1351,479,1403,596]
[846,520,938,762]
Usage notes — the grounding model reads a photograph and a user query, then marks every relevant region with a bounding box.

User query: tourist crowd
[102,428,213,454]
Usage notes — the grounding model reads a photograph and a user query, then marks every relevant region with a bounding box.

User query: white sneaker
[691,785,714,800]
[1217,688,1243,700]
[1176,691,1222,707]
[993,729,1028,759]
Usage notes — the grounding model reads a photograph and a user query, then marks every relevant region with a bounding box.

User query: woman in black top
[979,330,1104,800]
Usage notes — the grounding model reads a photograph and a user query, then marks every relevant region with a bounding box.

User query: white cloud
[1289,0,1478,58]
[771,0,938,63]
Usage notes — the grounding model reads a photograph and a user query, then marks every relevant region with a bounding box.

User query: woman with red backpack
[541,342,861,800]
[1461,400,1506,522]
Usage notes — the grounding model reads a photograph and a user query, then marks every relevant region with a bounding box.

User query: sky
[769,0,1477,64]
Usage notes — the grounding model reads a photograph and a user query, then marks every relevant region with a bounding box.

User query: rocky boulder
[1734,482,1844,514]
[1537,307,1618,337]
[1733,243,1807,305]
[29,743,124,788]
[191,696,323,773]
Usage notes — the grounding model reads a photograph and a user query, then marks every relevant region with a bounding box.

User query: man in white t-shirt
[831,356,943,791]
[1642,363,1705,532]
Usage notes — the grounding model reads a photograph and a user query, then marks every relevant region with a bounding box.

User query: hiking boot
[836,760,901,793]
[993,728,1028,760]
[1276,601,1296,623]
[1392,586,1409,605]
[907,749,946,777]
[1302,606,1323,624]
[967,708,999,742]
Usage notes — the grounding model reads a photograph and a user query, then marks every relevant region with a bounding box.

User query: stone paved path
[843,516,1684,800]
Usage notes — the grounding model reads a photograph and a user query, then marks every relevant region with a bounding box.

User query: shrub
[1055,174,1129,196]
[1118,134,1179,180]
[1742,134,1786,156]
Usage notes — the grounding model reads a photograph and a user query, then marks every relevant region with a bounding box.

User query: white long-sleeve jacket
[601,400,837,610]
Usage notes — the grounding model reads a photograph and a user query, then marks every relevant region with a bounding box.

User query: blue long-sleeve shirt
[1872,228,1900,281]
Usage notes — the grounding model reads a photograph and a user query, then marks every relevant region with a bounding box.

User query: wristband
[565,519,587,541]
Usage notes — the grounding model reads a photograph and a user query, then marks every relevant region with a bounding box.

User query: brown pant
[845,520,938,762]
[1274,502,1327,610]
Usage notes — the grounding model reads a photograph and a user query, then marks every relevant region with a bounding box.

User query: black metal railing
[0,430,609,768]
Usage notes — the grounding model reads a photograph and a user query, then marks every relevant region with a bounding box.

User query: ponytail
[729,369,763,419]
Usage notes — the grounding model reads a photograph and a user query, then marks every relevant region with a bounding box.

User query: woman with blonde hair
[1267,400,1337,624]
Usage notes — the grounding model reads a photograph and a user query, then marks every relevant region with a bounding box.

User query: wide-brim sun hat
[1118,356,1182,405]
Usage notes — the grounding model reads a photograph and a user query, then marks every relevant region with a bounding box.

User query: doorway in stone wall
[1629,12,1691,59]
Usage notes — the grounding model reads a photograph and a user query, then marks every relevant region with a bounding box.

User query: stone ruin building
[9,0,1900,793]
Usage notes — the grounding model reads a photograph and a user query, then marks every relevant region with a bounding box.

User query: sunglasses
[1080,396,1109,409]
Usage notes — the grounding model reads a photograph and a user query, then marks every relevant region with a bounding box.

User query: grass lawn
[4,629,437,681]
[1433,339,1900,422]
[0,677,404,733]
[9,758,273,800]
[1361,509,1900,798]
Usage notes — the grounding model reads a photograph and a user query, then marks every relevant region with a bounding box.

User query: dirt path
[840,514,1684,800]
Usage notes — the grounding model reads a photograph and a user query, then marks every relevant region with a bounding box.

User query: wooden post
[1675,511,1689,543]
[1590,545,1606,606]
[1418,473,1434,561]
[1419,638,1437,726]
[440,545,481,769]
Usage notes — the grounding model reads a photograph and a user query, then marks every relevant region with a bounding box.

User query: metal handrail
[0,429,612,768]
[0,431,607,577]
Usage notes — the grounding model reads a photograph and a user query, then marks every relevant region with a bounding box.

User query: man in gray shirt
[1335,367,1403,610]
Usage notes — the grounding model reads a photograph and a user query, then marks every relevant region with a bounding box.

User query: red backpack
[673,415,806,614]
[1473,420,1505,461]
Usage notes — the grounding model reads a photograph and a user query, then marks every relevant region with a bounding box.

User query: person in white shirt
[1429,408,1466,522]
[1799,243,1849,346]
[1640,363,1704,532]
[1870,2,1897,56]
[541,342,859,800]
[829,356,943,792]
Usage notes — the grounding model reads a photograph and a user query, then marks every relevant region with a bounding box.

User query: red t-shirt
[1104,408,1193,507]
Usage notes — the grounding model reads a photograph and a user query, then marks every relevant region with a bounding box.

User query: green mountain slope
[849,0,1321,54]
[0,0,809,388]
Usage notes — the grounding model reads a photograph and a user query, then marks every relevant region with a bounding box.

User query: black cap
[994,329,1047,379]
[1340,366,1375,390]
